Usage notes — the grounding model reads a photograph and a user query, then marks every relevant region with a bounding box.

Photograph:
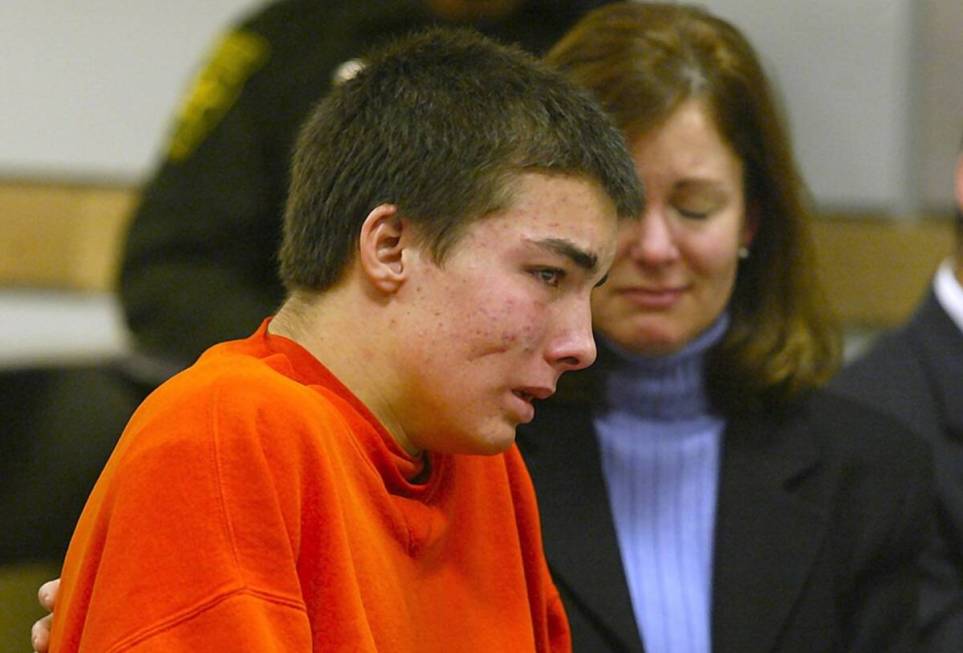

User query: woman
[518,3,932,652]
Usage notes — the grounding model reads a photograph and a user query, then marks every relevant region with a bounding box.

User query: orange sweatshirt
[51,321,570,652]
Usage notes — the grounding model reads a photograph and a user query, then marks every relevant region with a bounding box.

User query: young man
[3,1,616,571]
[45,28,642,652]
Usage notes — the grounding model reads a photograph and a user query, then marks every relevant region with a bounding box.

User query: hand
[31,578,59,653]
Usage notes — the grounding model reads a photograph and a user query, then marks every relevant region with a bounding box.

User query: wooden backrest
[812,214,953,327]
[0,180,138,292]
[0,179,955,327]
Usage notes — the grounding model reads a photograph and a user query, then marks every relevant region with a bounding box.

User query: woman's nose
[628,210,679,265]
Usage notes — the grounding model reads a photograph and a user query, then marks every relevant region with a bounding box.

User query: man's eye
[531,268,564,287]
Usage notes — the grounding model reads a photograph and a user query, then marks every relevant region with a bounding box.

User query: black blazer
[518,388,932,652]
[833,291,963,651]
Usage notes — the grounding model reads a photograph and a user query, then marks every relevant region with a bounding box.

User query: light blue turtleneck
[594,315,728,653]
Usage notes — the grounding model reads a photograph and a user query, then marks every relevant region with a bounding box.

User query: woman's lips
[617,286,686,309]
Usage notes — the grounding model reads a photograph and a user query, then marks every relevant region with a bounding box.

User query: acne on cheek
[498,303,543,351]
[500,331,519,347]
[493,301,523,346]
[468,298,536,355]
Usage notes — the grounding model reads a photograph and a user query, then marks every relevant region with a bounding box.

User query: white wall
[918,0,963,211]
[704,0,917,212]
[0,1,957,210]
[0,0,260,182]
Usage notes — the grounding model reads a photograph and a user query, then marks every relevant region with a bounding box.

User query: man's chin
[427,417,519,456]
[462,425,518,456]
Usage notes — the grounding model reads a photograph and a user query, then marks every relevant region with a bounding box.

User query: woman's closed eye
[675,205,712,220]
[672,186,727,220]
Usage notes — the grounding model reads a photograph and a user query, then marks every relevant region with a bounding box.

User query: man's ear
[358,203,411,293]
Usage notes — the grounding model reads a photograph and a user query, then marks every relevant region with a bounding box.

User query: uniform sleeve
[118,25,291,368]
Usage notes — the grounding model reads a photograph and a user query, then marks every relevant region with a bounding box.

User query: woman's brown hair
[548,2,841,414]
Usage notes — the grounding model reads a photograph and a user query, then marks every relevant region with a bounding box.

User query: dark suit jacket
[518,388,932,652]
[833,290,963,652]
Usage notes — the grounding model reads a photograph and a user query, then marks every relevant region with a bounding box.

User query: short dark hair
[280,27,642,291]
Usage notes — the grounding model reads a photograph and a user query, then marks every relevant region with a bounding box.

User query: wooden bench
[0,179,138,292]
[812,213,953,327]
[0,178,955,327]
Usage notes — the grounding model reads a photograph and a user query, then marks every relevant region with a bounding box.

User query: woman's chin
[607,328,687,357]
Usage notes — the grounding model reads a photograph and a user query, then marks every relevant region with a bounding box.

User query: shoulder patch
[166,30,270,162]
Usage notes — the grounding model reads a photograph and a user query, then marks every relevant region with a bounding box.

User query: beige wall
[2,2,961,213]
[918,0,963,210]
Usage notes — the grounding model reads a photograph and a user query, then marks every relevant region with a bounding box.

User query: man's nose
[548,299,597,373]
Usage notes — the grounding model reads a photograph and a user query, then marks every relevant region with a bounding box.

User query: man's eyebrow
[530,238,598,272]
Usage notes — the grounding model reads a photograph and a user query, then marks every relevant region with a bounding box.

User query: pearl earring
[738,246,750,260]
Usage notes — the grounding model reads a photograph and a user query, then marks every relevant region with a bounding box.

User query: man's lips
[512,386,554,402]
[510,386,554,422]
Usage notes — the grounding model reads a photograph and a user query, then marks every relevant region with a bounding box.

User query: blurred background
[2,0,960,368]
[1,0,961,644]
[2,0,961,206]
